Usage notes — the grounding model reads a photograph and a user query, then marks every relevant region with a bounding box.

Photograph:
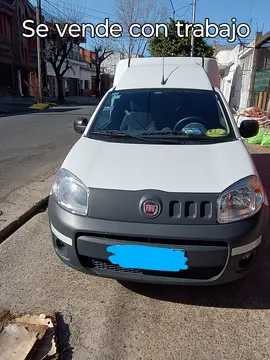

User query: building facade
[101,51,138,77]
[216,33,270,112]
[0,0,45,98]
[46,45,95,98]
[99,51,139,95]
[0,0,15,97]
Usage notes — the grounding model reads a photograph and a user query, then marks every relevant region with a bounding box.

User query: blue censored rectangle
[106,245,188,272]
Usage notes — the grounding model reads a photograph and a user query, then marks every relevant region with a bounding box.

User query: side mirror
[74,117,89,134]
[238,119,259,138]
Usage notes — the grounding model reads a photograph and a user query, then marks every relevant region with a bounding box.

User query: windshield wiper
[88,130,177,143]
[140,131,224,140]
[140,130,199,136]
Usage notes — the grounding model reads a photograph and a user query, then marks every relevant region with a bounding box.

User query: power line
[169,0,175,19]
[43,0,70,19]
[176,4,191,18]
[237,34,255,49]
[43,2,128,49]
[56,0,116,17]
[44,0,117,24]
[44,0,112,23]
[42,0,163,54]
[175,3,192,12]
[247,0,255,25]
[55,0,116,21]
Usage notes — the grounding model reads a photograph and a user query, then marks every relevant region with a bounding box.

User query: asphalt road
[0,106,96,201]
[0,212,270,360]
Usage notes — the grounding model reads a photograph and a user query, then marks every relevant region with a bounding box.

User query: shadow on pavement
[0,107,84,118]
[121,152,270,310]
[120,232,270,309]
[55,311,73,360]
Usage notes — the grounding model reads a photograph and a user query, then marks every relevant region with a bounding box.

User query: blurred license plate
[106,245,188,272]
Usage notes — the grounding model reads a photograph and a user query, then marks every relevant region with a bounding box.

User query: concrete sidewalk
[1,211,270,360]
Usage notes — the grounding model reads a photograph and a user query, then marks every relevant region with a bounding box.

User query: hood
[61,137,257,193]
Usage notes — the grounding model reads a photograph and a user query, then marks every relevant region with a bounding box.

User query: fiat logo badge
[141,199,161,218]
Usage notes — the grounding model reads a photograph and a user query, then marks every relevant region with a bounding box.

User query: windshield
[87,88,236,144]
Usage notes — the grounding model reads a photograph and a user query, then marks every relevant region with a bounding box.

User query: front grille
[87,188,218,225]
[169,200,213,219]
[79,256,224,280]
[76,232,227,247]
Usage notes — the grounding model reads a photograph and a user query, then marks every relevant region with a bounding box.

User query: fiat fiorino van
[48,57,269,285]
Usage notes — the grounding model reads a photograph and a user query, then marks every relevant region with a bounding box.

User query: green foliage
[30,103,50,109]
[30,102,56,109]
[148,18,215,58]
[30,101,74,109]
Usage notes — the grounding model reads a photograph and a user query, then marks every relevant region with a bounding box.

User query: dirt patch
[0,312,57,360]
[0,310,16,331]
[245,142,270,154]
[0,310,73,360]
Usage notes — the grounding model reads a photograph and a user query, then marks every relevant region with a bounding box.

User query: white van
[48,57,269,285]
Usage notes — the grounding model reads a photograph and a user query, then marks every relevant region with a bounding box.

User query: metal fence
[253,69,270,112]
[254,91,270,112]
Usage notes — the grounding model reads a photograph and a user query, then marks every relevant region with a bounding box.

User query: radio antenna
[161,56,165,85]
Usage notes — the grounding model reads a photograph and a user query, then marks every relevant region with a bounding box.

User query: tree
[113,0,168,57]
[148,18,215,58]
[44,23,83,101]
[42,4,85,102]
[25,71,45,103]
[88,45,114,98]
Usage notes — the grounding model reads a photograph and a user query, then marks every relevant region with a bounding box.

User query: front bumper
[48,195,269,285]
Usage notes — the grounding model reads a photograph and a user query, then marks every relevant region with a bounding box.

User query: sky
[36,0,270,51]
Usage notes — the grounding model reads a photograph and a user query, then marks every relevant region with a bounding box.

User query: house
[0,0,45,97]
[212,41,235,56]
[0,0,47,98]
[0,0,15,97]
[101,51,138,77]
[100,51,139,95]
[46,44,95,98]
[216,31,270,111]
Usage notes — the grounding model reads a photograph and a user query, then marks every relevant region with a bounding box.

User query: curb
[0,109,36,117]
[0,108,51,117]
[0,104,97,117]
[0,196,49,245]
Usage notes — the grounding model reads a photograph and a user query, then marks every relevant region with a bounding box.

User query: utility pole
[247,31,261,107]
[190,0,196,57]
[36,0,43,102]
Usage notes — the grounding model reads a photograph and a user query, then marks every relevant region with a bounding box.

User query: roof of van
[113,57,219,90]
[115,64,213,91]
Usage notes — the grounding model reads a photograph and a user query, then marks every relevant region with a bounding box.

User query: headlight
[217,175,265,224]
[52,169,90,216]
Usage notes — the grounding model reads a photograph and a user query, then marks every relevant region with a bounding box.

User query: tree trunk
[95,65,100,98]
[56,74,64,102]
